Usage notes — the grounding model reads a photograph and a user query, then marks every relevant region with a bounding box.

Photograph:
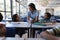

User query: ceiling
[47,0,60,7]
[16,0,60,7]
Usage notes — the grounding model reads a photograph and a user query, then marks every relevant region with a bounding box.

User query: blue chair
[54,16,60,22]
[21,17,27,22]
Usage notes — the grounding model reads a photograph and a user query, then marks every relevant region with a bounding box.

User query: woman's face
[29,6,33,12]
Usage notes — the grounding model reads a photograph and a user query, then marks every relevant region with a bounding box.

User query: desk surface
[6,22,31,28]
[0,22,6,24]
[6,22,60,28]
[32,23,60,28]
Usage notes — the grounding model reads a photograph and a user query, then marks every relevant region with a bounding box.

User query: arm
[27,16,30,20]
[31,16,38,23]
[31,11,39,23]
[40,31,59,40]
[27,16,38,23]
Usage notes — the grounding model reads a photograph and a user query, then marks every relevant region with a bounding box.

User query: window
[13,0,19,15]
[0,0,60,21]
[0,0,4,11]
[54,7,60,16]
[6,12,11,19]
[6,0,11,11]
[6,0,11,19]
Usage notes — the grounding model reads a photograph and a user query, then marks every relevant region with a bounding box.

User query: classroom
[0,0,60,40]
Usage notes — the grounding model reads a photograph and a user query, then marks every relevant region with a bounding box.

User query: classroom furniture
[6,22,31,37]
[6,22,60,38]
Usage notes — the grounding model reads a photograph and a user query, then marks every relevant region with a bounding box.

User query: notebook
[33,22,46,26]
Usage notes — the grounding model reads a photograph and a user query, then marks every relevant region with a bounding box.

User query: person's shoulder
[35,10,39,14]
[28,11,31,14]
[28,11,31,13]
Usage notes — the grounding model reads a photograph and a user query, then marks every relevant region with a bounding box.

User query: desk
[6,22,60,38]
[0,37,24,40]
[32,23,60,28]
[31,23,60,38]
[6,22,31,37]
[6,22,30,28]
[0,22,6,24]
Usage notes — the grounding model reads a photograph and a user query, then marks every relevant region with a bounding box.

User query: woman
[27,3,39,23]
[27,3,39,37]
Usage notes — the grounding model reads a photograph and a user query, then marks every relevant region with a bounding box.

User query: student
[12,14,26,37]
[12,14,20,22]
[40,27,60,40]
[0,13,6,37]
[0,13,3,22]
[0,24,6,37]
[36,12,56,37]
[27,3,39,23]
[40,12,56,23]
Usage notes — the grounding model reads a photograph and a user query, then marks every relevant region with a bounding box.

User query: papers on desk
[33,22,46,26]
[11,22,21,25]
[32,22,60,28]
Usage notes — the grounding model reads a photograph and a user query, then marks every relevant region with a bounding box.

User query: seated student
[0,13,3,22]
[0,13,6,37]
[27,3,39,23]
[40,27,60,40]
[36,12,56,36]
[12,14,20,22]
[40,12,56,23]
[0,24,6,37]
[12,14,26,37]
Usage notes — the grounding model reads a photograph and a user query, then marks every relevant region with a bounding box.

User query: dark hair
[12,14,18,22]
[29,3,36,10]
[0,13,3,22]
[45,12,51,19]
